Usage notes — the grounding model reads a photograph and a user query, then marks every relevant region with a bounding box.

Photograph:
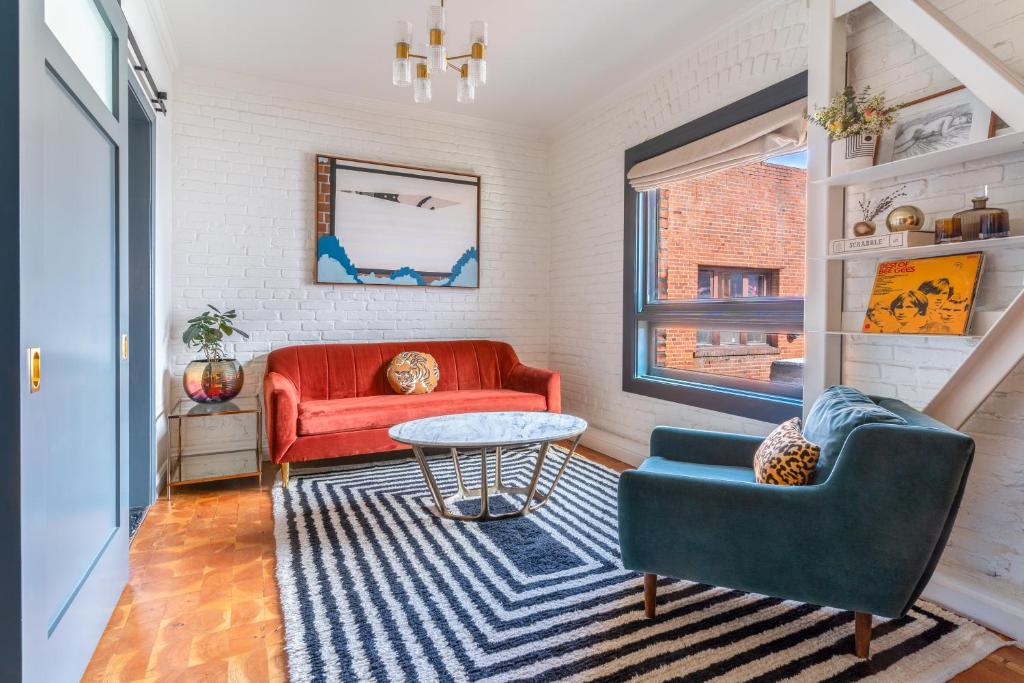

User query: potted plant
[810,86,897,175]
[181,305,250,403]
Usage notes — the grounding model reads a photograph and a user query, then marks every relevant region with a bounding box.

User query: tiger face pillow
[387,351,440,395]
[752,418,820,486]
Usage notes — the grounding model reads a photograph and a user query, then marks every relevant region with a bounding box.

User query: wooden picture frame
[876,85,993,164]
[314,154,481,288]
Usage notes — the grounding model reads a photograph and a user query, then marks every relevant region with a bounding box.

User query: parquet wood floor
[83,446,1022,682]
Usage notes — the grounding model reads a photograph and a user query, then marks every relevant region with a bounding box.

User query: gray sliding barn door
[19,0,130,680]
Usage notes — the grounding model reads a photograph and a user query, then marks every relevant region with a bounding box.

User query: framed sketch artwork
[876,86,993,164]
[315,155,480,287]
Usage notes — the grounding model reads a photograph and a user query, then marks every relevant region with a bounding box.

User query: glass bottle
[954,196,1009,241]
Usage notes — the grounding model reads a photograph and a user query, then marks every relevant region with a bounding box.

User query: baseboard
[923,568,1024,641]
[580,426,647,467]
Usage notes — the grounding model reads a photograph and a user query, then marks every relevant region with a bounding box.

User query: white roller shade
[627,99,807,192]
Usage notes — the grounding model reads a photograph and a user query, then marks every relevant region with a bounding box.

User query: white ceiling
[161,0,762,129]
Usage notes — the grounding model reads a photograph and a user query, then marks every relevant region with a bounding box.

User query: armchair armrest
[505,363,561,412]
[649,426,763,468]
[263,371,299,462]
[618,468,827,599]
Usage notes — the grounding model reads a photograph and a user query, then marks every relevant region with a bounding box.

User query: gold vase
[183,359,244,403]
[886,205,925,232]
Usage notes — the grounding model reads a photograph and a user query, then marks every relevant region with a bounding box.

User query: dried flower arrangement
[809,86,898,141]
[858,185,908,222]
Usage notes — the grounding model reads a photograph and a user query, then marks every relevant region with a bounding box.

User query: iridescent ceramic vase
[183,359,244,403]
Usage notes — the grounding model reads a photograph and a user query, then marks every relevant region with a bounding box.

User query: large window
[623,74,807,422]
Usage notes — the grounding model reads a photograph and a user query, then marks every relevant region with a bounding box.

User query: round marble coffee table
[388,411,588,521]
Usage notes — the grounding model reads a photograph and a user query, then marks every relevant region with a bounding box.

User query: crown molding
[142,0,180,71]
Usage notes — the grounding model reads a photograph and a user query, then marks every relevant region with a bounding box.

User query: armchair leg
[854,612,872,659]
[281,462,290,489]
[644,573,657,618]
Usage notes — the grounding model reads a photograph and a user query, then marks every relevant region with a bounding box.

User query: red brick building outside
[654,160,806,384]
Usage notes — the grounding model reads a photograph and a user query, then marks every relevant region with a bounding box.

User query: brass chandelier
[391,0,488,104]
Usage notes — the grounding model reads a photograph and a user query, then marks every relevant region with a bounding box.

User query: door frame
[127,74,156,513]
[0,1,21,679]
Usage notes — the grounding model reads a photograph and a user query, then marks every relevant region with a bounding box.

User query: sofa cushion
[297,389,547,436]
[804,385,906,481]
[386,351,440,395]
[752,418,820,486]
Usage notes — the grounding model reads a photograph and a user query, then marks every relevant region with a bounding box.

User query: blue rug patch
[452,495,584,576]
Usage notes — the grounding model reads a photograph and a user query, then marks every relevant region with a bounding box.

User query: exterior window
[622,75,808,422]
[695,267,776,347]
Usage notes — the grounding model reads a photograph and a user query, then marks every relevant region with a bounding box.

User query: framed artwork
[862,252,984,335]
[314,155,480,287]
[876,86,992,164]
[989,115,1012,138]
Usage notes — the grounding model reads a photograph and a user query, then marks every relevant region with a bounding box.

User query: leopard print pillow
[753,418,820,486]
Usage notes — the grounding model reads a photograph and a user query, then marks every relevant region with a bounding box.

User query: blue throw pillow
[804,385,907,481]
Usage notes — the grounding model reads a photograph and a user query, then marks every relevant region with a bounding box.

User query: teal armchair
[617,395,974,658]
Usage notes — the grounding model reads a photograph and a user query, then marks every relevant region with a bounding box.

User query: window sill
[693,345,780,359]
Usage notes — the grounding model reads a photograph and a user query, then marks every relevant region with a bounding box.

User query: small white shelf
[812,310,1003,339]
[814,131,1024,187]
[823,234,1024,262]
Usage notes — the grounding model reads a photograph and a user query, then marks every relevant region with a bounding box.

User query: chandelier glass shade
[392,1,487,104]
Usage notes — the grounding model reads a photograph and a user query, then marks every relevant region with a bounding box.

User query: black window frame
[622,72,807,423]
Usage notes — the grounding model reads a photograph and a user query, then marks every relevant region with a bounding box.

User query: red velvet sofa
[263,340,560,485]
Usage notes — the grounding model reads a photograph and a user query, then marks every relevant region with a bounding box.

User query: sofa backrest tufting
[265,340,524,401]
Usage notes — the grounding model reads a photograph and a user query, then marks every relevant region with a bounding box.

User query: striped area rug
[272,447,1004,682]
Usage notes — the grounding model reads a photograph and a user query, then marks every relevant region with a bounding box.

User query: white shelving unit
[822,234,1024,262]
[807,0,1024,430]
[814,132,1024,187]
[814,310,1003,339]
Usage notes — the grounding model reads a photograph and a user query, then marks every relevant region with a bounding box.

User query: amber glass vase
[954,196,1009,241]
[183,359,244,403]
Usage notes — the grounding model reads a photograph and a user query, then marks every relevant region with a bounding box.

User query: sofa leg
[281,463,290,489]
[644,573,657,618]
[854,612,872,659]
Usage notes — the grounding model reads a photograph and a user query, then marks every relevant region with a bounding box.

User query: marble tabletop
[388,411,588,448]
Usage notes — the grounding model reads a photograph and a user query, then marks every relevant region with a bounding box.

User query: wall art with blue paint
[315,155,480,288]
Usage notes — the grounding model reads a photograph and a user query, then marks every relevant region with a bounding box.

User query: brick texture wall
[655,162,806,381]
[549,0,810,453]
[171,68,552,395]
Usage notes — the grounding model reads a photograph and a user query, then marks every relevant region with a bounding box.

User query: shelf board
[823,234,1024,261]
[814,131,1024,187]
[811,310,1003,339]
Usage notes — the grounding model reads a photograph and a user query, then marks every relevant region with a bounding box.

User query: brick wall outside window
[653,161,807,382]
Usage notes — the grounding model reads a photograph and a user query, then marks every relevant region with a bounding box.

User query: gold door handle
[121,334,129,361]
[28,348,40,393]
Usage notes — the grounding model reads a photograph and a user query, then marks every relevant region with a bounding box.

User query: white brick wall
[548,0,810,449]
[171,67,552,396]
[841,1,1024,610]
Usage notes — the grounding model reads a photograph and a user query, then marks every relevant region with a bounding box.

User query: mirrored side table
[166,396,262,500]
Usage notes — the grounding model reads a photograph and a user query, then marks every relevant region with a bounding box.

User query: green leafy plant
[809,86,898,141]
[182,305,249,362]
